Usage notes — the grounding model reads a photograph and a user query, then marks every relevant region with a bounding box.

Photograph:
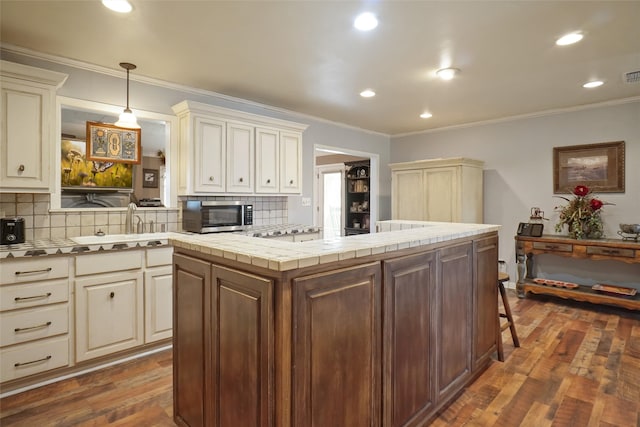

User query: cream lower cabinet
[144,246,174,343]
[74,250,144,362]
[1,61,67,192]
[390,157,484,223]
[0,256,71,382]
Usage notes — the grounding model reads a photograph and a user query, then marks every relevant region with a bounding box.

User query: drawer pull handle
[14,321,52,332]
[15,268,53,276]
[14,355,52,367]
[110,291,115,298]
[15,292,52,302]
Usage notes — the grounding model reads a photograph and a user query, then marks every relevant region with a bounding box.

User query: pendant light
[114,62,140,129]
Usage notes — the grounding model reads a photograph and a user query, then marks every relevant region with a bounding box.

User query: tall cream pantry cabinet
[390,158,484,223]
[1,61,67,192]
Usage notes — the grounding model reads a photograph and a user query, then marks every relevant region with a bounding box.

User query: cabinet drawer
[146,246,173,267]
[75,250,142,276]
[1,336,69,382]
[532,242,573,253]
[1,279,69,312]
[0,257,69,285]
[586,246,635,258]
[1,304,69,347]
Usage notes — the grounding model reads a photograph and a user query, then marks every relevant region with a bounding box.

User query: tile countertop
[170,221,501,272]
[0,224,321,259]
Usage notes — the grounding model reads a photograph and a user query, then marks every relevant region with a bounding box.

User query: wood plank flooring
[1,291,639,426]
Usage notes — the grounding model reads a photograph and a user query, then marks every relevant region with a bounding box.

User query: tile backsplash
[0,193,289,241]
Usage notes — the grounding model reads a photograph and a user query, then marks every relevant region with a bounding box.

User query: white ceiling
[1,1,639,135]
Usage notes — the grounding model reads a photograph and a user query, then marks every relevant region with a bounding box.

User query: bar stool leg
[499,281,520,348]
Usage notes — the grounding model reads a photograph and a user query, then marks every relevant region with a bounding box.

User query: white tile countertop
[170,221,501,272]
[0,225,321,259]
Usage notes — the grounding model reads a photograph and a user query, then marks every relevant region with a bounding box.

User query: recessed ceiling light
[556,32,583,46]
[436,68,460,80]
[420,112,433,119]
[583,80,604,88]
[354,12,378,31]
[102,0,133,13]
[360,89,376,98]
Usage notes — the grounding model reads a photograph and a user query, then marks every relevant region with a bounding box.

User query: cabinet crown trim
[171,100,308,133]
[389,157,484,170]
[1,60,68,88]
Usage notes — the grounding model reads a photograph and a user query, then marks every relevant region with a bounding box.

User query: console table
[515,235,640,311]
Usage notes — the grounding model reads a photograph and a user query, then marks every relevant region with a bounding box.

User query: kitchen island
[170,221,500,427]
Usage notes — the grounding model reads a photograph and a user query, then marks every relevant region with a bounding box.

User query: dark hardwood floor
[1,290,639,426]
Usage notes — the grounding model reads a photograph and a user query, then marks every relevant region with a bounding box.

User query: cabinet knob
[18,164,25,172]
[266,179,271,184]
[239,177,243,183]
[289,179,294,185]
[209,176,214,181]
[110,291,115,298]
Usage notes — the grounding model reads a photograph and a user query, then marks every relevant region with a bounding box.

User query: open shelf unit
[344,160,370,236]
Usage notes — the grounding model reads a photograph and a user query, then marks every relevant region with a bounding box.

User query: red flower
[573,185,589,197]
[590,198,603,211]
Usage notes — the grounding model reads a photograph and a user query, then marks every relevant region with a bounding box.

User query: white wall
[391,100,640,279]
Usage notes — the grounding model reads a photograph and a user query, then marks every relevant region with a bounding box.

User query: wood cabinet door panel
[436,242,473,400]
[255,127,279,193]
[424,167,457,222]
[473,236,498,369]
[211,265,273,427]
[293,263,381,427]
[173,254,210,427]
[144,266,173,343]
[226,122,254,193]
[391,170,424,220]
[195,116,226,192]
[279,131,302,193]
[383,251,437,427]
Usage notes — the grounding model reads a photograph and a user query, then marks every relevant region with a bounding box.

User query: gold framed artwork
[553,141,625,193]
[86,121,141,164]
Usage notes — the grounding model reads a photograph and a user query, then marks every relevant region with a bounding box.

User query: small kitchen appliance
[182,200,253,233]
[1,217,25,245]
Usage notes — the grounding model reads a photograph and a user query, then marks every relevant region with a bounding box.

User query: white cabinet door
[0,83,48,190]
[424,167,458,222]
[144,265,173,343]
[226,122,254,193]
[255,127,279,193]
[195,116,226,193]
[279,131,302,194]
[75,271,144,362]
[0,61,66,192]
[391,169,424,220]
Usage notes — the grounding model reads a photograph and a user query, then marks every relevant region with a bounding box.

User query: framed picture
[86,121,141,164]
[143,168,159,188]
[553,141,625,193]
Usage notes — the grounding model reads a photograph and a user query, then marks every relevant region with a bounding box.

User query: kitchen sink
[71,232,171,245]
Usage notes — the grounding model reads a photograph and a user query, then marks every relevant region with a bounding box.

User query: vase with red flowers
[554,185,613,239]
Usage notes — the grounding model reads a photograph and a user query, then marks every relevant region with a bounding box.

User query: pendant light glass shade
[114,62,140,129]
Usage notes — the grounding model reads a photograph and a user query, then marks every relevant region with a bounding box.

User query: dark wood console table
[515,235,640,311]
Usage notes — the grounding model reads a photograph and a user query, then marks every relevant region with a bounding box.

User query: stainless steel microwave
[182,200,253,233]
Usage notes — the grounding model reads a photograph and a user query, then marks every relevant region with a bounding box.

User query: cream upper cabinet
[0,61,67,193]
[255,127,280,193]
[279,131,303,194]
[195,116,226,193]
[390,158,484,223]
[172,100,307,195]
[226,122,254,193]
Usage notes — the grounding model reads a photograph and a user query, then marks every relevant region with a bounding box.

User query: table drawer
[75,250,142,276]
[1,304,69,347]
[532,242,573,253]
[586,246,635,258]
[0,336,69,382]
[0,279,69,312]
[0,257,70,285]
[146,246,173,267]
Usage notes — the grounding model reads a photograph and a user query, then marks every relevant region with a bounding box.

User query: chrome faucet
[125,202,137,234]
[136,215,144,234]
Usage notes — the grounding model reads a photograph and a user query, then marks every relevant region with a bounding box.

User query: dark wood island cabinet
[171,222,500,427]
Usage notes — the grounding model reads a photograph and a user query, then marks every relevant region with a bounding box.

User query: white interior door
[316,164,344,239]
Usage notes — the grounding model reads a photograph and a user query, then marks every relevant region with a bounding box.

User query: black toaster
[1,217,25,245]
